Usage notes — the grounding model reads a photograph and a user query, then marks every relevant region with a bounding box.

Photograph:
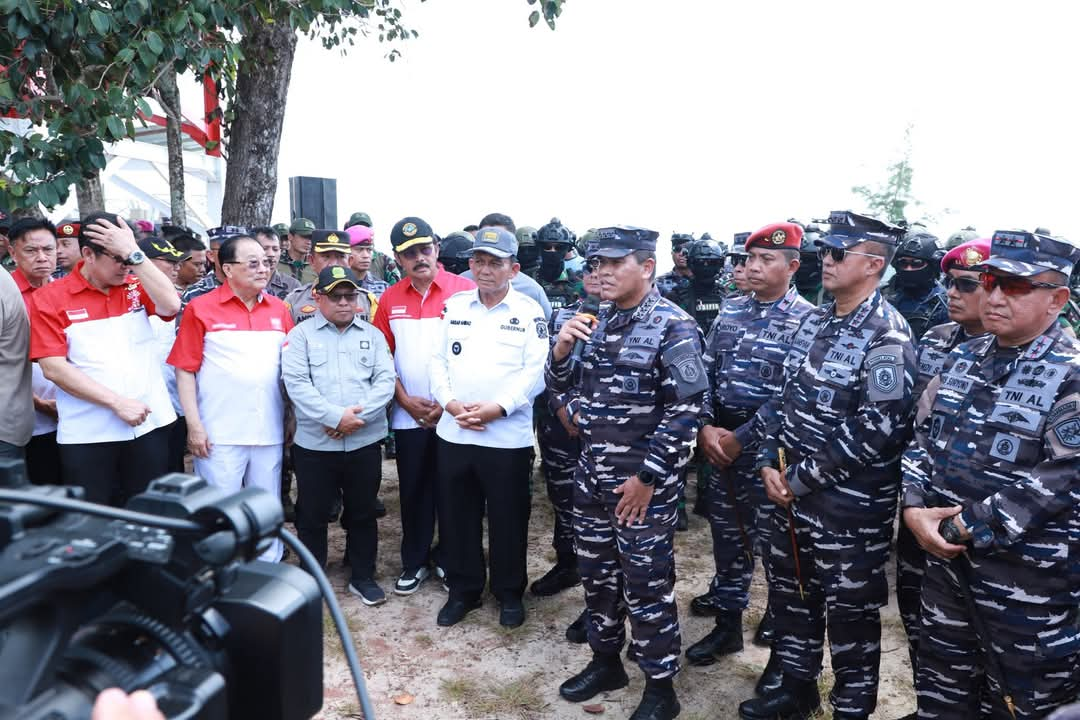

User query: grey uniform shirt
[0,270,33,447]
[281,310,396,452]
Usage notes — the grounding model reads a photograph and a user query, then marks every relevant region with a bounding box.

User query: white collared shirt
[431,286,548,449]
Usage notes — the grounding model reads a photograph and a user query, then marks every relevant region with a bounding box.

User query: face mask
[518,246,540,271]
[539,250,565,283]
[691,261,722,290]
[892,262,938,290]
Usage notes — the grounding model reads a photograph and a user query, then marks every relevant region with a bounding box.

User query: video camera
[0,459,323,720]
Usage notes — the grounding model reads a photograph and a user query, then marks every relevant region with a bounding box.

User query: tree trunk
[157,68,187,226]
[219,18,298,226]
[76,173,105,216]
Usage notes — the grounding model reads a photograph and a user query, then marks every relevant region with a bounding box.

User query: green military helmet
[439,231,474,275]
[578,229,597,258]
[516,225,540,271]
[272,222,289,240]
[945,226,979,250]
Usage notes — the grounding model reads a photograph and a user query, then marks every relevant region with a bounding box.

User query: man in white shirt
[430,227,548,628]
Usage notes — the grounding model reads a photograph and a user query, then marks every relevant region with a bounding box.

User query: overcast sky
[263,1,1078,254]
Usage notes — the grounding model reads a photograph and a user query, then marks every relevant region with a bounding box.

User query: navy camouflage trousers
[896,518,926,681]
[917,554,1080,719]
[575,471,681,679]
[537,409,579,561]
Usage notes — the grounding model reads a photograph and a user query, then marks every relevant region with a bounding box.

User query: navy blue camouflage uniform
[884,280,950,341]
[902,322,1080,719]
[700,285,814,611]
[750,290,917,717]
[546,287,706,679]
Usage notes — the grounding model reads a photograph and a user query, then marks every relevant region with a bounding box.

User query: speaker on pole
[288,176,338,229]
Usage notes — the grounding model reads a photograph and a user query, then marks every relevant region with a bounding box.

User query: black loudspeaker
[288,176,337,229]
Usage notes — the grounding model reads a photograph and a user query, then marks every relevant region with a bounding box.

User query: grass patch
[440,672,550,719]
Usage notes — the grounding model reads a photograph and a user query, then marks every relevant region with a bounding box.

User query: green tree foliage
[0,0,565,212]
[852,124,920,226]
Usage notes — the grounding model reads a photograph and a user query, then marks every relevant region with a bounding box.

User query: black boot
[676,505,689,532]
[754,650,783,696]
[565,609,588,643]
[559,653,629,702]
[738,675,820,719]
[629,677,680,720]
[753,609,774,647]
[530,558,580,596]
[685,611,743,666]
[689,592,725,617]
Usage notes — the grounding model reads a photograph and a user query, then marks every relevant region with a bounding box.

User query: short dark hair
[252,226,278,243]
[79,211,122,251]
[779,248,801,263]
[217,235,257,265]
[463,224,479,233]
[630,250,657,280]
[478,213,515,233]
[170,234,206,256]
[862,240,895,277]
[8,217,56,245]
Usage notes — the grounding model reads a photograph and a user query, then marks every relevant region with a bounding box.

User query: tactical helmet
[895,231,943,263]
[892,230,944,289]
[794,222,824,290]
[945,226,978,250]
[671,232,696,250]
[578,229,597,258]
[688,239,726,263]
[515,226,539,270]
[439,231,474,275]
[688,239,725,290]
[537,217,574,248]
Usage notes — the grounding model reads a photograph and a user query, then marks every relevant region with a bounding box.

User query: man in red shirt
[169,234,293,562]
[372,216,475,595]
[29,213,181,506]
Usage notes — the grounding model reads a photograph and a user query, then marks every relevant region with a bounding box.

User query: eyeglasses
[224,259,271,271]
[398,244,435,261]
[943,274,981,294]
[895,257,928,271]
[541,243,563,253]
[324,292,360,304]
[816,247,884,264]
[980,272,1064,297]
[729,254,748,267]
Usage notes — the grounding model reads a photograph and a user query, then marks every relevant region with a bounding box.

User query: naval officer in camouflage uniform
[894,236,991,691]
[738,211,917,720]
[548,226,706,720]
[901,230,1080,720]
[685,222,814,672]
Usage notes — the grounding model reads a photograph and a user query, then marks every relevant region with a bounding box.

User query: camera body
[0,461,323,720]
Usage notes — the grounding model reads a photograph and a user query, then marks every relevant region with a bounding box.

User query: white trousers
[194,443,284,562]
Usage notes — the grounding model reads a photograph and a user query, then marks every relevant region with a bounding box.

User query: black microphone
[569,295,601,369]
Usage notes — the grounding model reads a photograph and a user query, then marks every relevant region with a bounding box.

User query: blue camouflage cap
[591,226,659,258]
[818,210,904,249]
[206,225,250,243]
[981,230,1080,278]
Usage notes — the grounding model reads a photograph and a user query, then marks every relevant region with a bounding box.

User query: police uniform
[284,230,377,325]
[547,226,706,717]
[740,212,916,720]
[901,230,1080,719]
[688,223,814,665]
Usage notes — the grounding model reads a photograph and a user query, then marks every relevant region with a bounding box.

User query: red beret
[941,238,992,272]
[57,221,81,238]
[746,222,803,251]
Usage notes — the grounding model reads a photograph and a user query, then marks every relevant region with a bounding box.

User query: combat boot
[738,675,820,719]
[530,554,580,596]
[753,608,774,647]
[565,608,588,643]
[754,650,783,696]
[689,591,725,617]
[629,677,680,720]
[559,653,629,702]
[685,610,743,666]
[676,505,689,531]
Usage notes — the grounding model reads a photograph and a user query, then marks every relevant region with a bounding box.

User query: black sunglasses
[942,274,981,294]
[728,254,748,267]
[816,246,883,264]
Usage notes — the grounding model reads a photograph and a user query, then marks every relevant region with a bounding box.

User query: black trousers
[394,428,444,573]
[26,431,62,486]
[292,443,382,582]
[59,424,170,506]
[436,439,533,603]
[165,418,187,474]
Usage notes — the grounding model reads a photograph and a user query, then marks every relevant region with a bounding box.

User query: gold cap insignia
[402,223,418,237]
[770,230,787,245]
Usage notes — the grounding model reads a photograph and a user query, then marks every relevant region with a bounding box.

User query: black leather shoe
[689,592,724,617]
[499,597,525,628]
[676,506,689,532]
[739,678,820,719]
[686,611,743,666]
[374,497,387,519]
[559,656,629,702]
[753,610,774,647]
[754,650,783,696]
[436,597,481,627]
[530,564,580,596]
[629,686,680,720]
[565,609,588,643]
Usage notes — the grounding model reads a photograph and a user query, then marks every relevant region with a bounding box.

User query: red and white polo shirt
[371,268,475,430]
[168,283,293,446]
[29,262,177,444]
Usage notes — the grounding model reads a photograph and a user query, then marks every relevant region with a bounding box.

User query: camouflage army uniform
[545,288,706,679]
[901,323,1080,719]
[284,283,377,325]
[535,268,585,312]
[749,290,917,717]
[655,270,691,299]
[370,250,400,285]
[700,285,814,611]
[266,270,300,301]
[883,280,950,340]
[895,321,985,679]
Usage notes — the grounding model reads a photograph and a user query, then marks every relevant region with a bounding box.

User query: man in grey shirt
[0,268,32,458]
[282,266,396,605]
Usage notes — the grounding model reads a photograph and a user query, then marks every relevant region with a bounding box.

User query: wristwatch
[123,249,146,266]
[938,516,967,545]
[637,469,658,487]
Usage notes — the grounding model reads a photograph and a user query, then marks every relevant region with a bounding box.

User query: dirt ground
[289,456,917,720]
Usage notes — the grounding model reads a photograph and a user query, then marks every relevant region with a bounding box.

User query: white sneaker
[393,566,431,596]
[434,564,449,592]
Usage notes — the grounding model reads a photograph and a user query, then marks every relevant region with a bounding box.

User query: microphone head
[579,295,601,315]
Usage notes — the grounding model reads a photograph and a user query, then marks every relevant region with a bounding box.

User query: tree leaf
[528,10,540,27]
[90,9,110,35]
[145,30,164,56]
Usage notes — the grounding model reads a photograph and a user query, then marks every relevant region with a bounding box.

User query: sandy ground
[290,456,917,720]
